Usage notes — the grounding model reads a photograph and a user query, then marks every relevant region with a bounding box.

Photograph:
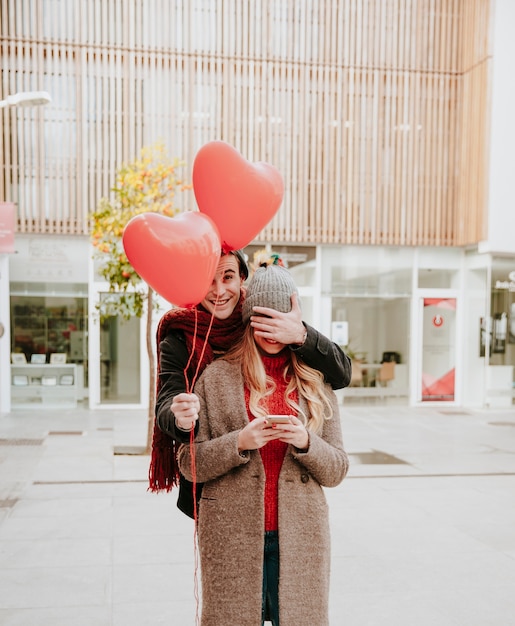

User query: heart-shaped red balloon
[192,141,284,251]
[122,212,221,308]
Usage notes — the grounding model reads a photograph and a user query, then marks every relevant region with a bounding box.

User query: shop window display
[10,296,88,378]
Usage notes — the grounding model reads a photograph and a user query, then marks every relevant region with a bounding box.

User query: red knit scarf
[148,294,245,492]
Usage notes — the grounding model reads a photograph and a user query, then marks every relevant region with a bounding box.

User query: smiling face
[253,328,287,355]
[200,254,244,320]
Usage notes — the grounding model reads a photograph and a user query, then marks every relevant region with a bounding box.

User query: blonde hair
[224,325,334,435]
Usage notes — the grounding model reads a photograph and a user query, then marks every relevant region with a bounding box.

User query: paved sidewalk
[1,403,515,625]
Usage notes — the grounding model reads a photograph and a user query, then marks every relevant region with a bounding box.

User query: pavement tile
[0,403,514,625]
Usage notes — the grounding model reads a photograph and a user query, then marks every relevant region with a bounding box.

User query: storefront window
[98,293,141,404]
[488,258,515,406]
[490,259,515,365]
[332,296,410,366]
[323,246,412,399]
[244,245,316,287]
[10,295,87,364]
[322,246,413,296]
[10,293,88,400]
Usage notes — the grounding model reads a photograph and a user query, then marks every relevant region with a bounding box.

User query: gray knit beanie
[242,264,299,324]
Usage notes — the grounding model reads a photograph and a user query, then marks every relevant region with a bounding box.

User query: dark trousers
[262,531,280,626]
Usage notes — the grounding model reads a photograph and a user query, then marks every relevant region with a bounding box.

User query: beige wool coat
[177,359,349,626]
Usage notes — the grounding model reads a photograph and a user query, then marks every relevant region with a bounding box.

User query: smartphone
[266,415,291,425]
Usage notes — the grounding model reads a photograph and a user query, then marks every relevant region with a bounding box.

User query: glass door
[99,314,141,404]
[417,295,458,403]
[89,290,143,407]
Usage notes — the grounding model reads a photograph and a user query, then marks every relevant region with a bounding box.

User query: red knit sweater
[245,350,298,531]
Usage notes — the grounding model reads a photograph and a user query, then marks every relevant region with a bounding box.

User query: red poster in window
[421,298,456,401]
[0,202,15,253]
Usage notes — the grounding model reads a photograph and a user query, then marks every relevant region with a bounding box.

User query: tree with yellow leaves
[90,142,190,453]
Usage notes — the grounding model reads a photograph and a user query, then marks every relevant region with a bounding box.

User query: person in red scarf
[151,250,351,519]
[177,263,348,626]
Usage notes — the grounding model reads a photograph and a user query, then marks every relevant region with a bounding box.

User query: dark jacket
[155,323,351,517]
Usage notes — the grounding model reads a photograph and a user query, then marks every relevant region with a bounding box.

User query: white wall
[10,235,89,283]
[485,0,515,254]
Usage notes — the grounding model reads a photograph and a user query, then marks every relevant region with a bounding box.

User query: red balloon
[122,212,221,308]
[192,141,284,251]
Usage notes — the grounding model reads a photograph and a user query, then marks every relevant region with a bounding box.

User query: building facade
[1,0,514,412]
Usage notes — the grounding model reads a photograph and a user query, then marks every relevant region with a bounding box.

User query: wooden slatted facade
[0,0,492,246]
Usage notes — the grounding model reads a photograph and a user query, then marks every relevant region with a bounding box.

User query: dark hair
[225,249,249,280]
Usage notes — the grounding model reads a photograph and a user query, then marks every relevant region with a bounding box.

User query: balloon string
[181,303,218,626]
[182,304,217,392]
[183,309,199,393]
[191,309,217,390]
[190,427,200,626]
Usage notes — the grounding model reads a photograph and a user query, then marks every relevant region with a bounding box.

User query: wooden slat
[0,0,491,246]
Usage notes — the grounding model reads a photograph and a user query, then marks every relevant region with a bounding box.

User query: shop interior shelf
[11,363,78,409]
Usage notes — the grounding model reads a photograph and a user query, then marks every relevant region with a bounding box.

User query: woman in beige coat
[178,264,349,626]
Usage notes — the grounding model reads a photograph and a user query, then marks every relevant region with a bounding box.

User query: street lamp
[0,90,52,109]
[0,90,51,415]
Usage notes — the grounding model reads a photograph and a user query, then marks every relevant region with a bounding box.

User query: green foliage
[98,292,145,320]
[90,142,191,320]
